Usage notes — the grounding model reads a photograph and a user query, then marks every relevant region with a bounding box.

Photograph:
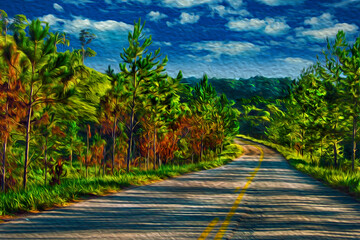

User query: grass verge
[0,143,243,217]
[237,134,360,200]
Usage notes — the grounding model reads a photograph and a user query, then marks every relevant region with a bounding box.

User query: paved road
[1,139,360,239]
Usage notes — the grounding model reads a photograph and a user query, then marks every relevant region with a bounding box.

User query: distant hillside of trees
[181,76,293,101]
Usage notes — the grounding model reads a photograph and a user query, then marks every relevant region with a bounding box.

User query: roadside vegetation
[238,134,360,199]
[0,10,241,216]
[237,30,360,199]
[0,144,242,216]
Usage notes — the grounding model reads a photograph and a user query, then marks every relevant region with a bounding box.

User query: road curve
[1,139,360,239]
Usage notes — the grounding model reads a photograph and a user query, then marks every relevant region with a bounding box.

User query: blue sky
[3,0,360,79]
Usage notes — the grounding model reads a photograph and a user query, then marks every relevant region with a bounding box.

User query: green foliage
[182,75,292,102]
[79,29,96,64]
[261,30,360,173]
[0,143,242,216]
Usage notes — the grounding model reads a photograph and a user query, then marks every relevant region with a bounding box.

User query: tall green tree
[79,29,96,65]
[9,14,28,36]
[14,19,78,188]
[63,120,82,168]
[325,31,360,170]
[188,75,218,161]
[119,19,168,172]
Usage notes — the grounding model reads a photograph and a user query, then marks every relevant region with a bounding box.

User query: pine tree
[119,19,167,172]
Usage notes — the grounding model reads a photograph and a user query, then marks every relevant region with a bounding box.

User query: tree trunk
[153,127,157,170]
[147,144,150,171]
[300,128,304,156]
[44,136,48,185]
[112,117,117,175]
[158,153,161,168]
[126,107,135,172]
[70,149,73,168]
[81,46,85,65]
[126,54,138,172]
[352,115,357,171]
[4,29,7,44]
[2,98,9,192]
[95,161,98,177]
[23,86,33,189]
[191,153,194,164]
[2,137,7,192]
[86,126,89,178]
[200,134,204,162]
[79,153,82,173]
[102,145,106,176]
[320,138,323,160]
[333,142,338,168]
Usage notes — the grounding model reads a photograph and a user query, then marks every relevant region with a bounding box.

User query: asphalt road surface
[1,139,359,239]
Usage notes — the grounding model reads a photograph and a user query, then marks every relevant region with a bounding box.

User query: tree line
[259,31,360,171]
[0,11,240,192]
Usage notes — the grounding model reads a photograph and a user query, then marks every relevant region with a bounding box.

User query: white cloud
[166,12,200,27]
[281,57,313,65]
[61,0,94,6]
[180,12,200,24]
[328,0,360,8]
[227,18,266,31]
[304,13,334,28]
[64,18,92,32]
[211,5,251,18]
[161,0,219,8]
[40,14,64,26]
[226,0,243,8]
[255,0,305,6]
[264,17,291,35]
[227,17,290,35]
[299,23,358,40]
[147,11,168,22]
[186,54,214,62]
[39,14,133,35]
[93,20,133,32]
[166,21,175,27]
[181,41,263,58]
[153,41,172,46]
[297,13,359,41]
[53,3,64,12]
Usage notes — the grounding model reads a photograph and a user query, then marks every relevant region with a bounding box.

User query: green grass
[0,143,243,216]
[237,134,360,200]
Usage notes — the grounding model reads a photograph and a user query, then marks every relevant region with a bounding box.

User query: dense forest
[182,75,292,101]
[0,10,240,193]
[182,76,292,137]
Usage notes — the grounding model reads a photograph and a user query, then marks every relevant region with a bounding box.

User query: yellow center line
[234,186,241,193]
[198,141,264,240]
[198,217,220,240]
